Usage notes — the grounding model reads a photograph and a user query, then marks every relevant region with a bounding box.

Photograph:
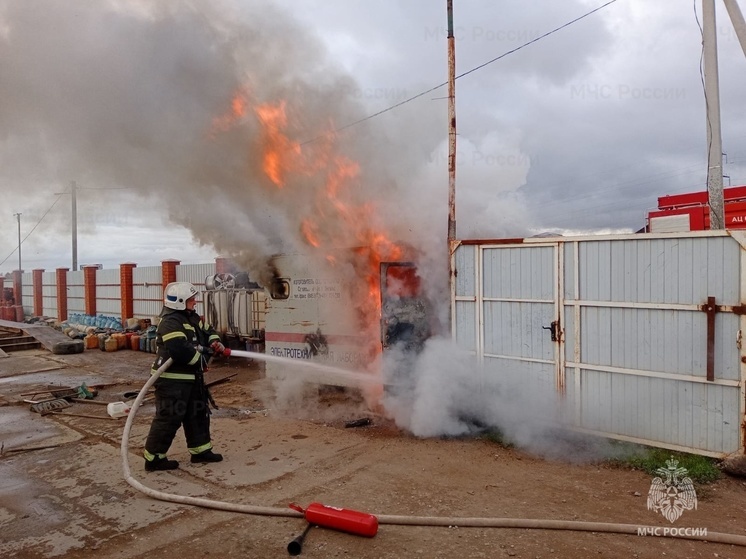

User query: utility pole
[14,213,21,272]
[722,0,746,58]
[702,0,725,229]
[447,0,457,334]
[53,181,79,271]
[447,0,457,243]
[71,180,78,271]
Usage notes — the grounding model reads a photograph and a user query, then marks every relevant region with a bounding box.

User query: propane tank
[292,502,378,538]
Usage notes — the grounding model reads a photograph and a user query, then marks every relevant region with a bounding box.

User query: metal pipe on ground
[120,353,746,548]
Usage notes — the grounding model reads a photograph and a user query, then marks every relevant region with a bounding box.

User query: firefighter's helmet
[164,282,198,310]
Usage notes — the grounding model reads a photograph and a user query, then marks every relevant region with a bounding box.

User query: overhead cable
[303,0,621,143]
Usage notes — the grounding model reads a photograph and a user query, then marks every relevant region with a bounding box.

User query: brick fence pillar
[161,259,180,290]
[56,268,69,322]
[120,263,136,322]
[0,275,4,301]
[215,257,231,274]
[12,270,22,307]
[83,265,98,317]
[33,269,44,317]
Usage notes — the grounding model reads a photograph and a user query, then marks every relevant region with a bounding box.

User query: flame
[209,89,251,136]
[213,90,411,370]
[254,100,302,188]
[300,220,320,248]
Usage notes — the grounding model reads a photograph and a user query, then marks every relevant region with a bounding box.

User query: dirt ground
[1,344,746,559]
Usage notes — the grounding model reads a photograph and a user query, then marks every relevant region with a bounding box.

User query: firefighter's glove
[211,341,226,355]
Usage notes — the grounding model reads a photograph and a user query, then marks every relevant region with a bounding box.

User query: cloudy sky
[1,0,745,278]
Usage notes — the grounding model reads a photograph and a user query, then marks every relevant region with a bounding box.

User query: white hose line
[120,357,301,518]
[120,355,746,546]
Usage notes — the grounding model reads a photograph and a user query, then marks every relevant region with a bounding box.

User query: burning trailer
[263,249,431,390]
[204,248,432,393]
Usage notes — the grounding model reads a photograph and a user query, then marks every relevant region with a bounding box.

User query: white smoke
[382,337,626,462]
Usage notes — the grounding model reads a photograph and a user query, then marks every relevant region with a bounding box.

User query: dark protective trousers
[144,379,211,455]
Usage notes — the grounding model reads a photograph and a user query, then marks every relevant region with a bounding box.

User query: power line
[302,0,621,143]
[0,190,67,269]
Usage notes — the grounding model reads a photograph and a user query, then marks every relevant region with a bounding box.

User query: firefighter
[143,282,226,471]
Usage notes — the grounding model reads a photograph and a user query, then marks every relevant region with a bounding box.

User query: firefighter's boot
[191,449,223,463]
[145,456,179,472]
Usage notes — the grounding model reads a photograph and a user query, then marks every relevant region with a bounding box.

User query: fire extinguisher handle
[288,502,305,514]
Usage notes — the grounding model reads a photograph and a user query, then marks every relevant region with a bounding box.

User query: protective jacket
[151,307,221,380]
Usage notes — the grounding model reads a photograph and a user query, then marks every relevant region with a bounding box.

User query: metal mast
[14,213,21,272]
[71,180,78,271]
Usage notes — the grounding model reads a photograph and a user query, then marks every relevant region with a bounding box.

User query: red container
[130,335,141,351]
[303,502,378,538]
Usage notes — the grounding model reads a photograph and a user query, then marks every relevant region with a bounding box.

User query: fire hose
[120,352,746,549]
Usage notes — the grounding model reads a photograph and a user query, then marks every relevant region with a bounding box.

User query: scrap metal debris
[28,399,72,414]
[345,417,372,428]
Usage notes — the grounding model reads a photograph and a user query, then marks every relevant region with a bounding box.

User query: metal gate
[452,231,746,457]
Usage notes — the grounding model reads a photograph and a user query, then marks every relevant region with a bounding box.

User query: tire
[52,340,85,355]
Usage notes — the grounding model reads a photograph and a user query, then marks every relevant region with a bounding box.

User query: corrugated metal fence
[17,261,267,336]
[19,262,219,320]
[452,231,746,457]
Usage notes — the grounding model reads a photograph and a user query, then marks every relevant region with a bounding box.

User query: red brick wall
[33,269,43,316]
[120,263,136,321]
[56,268,69,321]
[83,265,98,316]
[161,260,180,290]
[12,270,22,307]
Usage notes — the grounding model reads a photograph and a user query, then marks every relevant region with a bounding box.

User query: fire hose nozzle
[287,524,313,556]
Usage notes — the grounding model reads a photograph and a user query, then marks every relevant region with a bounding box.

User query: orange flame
[254,100,302,188]
[213,90,410,368]
[209,89,251,136]
[301,220,320,248]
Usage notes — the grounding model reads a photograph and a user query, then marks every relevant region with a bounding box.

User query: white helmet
[164,282,198,310]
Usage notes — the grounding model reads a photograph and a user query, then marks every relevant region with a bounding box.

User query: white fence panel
[43,271,57,317]
[67,270,85,314]
[21,272,33,315]
[453,231,746,457]
[177,263,215,288]
[133,266,163,319]
[96,268,121,316]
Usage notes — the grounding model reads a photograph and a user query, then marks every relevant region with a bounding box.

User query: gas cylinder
[300,503,378,538]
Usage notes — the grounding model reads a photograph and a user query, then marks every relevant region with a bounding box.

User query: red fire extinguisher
[289,502,379,538]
